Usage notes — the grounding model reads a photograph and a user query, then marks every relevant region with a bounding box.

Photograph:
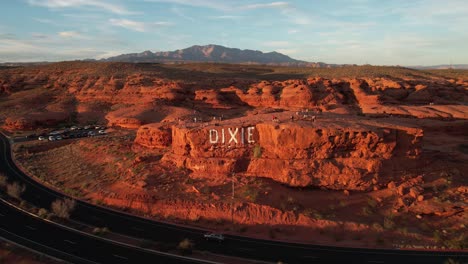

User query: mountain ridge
[103,44,333,67]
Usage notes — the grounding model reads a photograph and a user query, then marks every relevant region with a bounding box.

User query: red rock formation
[153,118,422,190]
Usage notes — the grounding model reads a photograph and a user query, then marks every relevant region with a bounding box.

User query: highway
[0,200,218,264]
[1,132,466,263]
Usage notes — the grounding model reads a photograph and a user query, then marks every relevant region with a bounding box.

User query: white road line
[25,225,36,230]
[64,239,76,244]
[113,254,128,260]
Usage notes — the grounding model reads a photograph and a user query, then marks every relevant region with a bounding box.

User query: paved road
[0,200,218,264]
[1,132,466,263]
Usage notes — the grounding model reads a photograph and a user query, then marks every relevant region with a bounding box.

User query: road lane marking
[113,254,128,260]
[64,239,76,245]
[25,225,36,230]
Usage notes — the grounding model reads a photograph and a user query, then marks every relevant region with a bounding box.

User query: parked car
[98,130,106,134]
[203,233,224,242]
[70,126,78,131]
[56,135,63,140]
[84,125,91,130]
[88,131,96,137]
[38,136,46,141]
[27,134,37,139]
[48,136,55,141]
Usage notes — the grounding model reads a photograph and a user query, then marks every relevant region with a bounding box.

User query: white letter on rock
[247,127,255,143]
[228,128,239,144]
[209,129,219,144]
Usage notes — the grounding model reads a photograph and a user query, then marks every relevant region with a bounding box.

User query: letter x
[228,128,239,144]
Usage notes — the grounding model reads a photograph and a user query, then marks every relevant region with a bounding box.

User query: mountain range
[102,44,333,67]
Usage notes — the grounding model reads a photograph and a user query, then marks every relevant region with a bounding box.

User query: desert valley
[1,60,466,251]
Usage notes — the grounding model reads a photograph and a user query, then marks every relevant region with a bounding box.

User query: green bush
[253,145,262,158]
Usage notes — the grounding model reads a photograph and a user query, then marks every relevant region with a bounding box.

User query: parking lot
[21,125,107,142]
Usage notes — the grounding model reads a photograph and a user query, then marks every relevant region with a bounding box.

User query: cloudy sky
[1,0,467,65]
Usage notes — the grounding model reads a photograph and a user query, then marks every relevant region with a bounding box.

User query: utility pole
[231,172,235,229]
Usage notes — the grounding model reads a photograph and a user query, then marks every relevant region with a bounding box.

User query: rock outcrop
[150,118,423,190]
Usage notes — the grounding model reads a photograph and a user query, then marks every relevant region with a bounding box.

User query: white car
[38,136,46,141]
[98,130,106,134]
[203,233,224,242]
[48,136,55,141]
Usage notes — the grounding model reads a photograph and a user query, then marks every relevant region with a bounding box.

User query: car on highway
[203,233,225,242]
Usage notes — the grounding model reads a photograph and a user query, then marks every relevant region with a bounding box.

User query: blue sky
[1,0,467,65]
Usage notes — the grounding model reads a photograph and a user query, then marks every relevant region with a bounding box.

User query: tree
[6,182,25,199]
[51,198,76,219]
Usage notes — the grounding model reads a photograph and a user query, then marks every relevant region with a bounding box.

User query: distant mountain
[103,44,332,67]
[409,64,468,70]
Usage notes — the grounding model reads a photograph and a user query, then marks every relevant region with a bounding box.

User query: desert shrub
[444,234,467,250]
[37,208,48,218]
[367,197,378,208]
[361,206,373,216]
[7,182,25,199]
[51,198,76,219]
[383,217,395,230]
[240,185,259,202]
[92,227,110,235]
[372,222,383,231]
[253,145,262,158]
[178,238,193,255]
[0,173,7,188]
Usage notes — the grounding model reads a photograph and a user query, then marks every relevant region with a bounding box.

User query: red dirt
[3,62,467,249]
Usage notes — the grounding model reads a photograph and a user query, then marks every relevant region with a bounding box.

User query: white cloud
[58,31,84,38]
[109,19,171,32]
[241,1,290,10]
[209,15,243,20]
[143,0,230,11]
[31,33,49,39]
[27,0,134,14]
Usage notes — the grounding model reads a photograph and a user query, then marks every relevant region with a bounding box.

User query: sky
[0,0,467,65]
